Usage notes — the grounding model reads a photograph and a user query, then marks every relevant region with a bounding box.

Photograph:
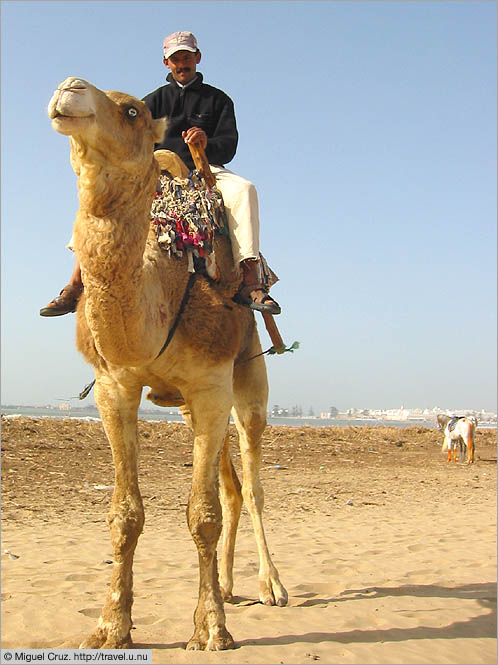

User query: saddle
[154,149,191,179]
[151,150,277,292]
[447,416,464,432]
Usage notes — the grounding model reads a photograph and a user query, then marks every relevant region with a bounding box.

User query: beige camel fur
[47,77,286,651]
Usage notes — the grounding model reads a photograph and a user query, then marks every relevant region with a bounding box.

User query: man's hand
[182,127,207,149]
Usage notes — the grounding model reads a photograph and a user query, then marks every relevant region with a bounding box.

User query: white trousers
[210,165,260,265]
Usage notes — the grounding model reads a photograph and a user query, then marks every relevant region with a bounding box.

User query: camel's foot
[186,625,234,651]
[79,624,132,650]
[259,576,288,607]
[220,585,235,603]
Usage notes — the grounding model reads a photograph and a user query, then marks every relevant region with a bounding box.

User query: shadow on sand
[135,581,496,650]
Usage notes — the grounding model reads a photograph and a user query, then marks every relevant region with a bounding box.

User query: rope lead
[237,340,300,365]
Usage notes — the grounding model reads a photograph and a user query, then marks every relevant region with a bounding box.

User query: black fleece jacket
[143,73,238,170]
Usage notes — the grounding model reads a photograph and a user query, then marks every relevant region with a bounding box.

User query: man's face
[164,50,201,85]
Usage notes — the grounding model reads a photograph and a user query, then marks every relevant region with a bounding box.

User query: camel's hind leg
[231,336,288,607]
[218,431,243,602]
[80,375,143,649]
[180,386,235,651]
[181,408,244,604]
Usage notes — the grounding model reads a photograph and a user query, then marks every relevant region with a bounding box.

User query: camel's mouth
[51,111,94,121]
[50,111,94,136]
[48,78,96,133]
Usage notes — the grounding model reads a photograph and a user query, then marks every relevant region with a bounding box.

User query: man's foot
[39,284,83,317]
[234,283,281,315]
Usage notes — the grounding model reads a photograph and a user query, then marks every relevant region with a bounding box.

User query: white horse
[441,416,477,463]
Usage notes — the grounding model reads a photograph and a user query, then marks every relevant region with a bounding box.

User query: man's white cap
[163,31,198,59]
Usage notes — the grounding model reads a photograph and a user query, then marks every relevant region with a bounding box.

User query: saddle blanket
[151,170,228,269]
[150,169,278,289]
[447,416,464,432]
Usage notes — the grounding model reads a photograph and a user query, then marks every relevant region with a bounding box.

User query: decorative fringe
[151,170,228,260]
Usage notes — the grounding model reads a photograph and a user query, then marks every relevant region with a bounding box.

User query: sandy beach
[1,416,496,664]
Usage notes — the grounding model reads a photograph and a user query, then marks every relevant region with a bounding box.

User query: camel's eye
[127,107,138,118]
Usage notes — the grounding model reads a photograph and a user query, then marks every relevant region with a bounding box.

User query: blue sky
[1,1,496,413]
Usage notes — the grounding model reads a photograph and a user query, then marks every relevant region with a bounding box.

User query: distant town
[269,404,497,425]
[1,402,496,426]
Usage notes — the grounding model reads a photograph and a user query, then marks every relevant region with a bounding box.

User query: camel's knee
[190,519,223,559]
[235,406,266,439]
[107,500,144,557]
[188,496,223,554]
[246,412,266,440]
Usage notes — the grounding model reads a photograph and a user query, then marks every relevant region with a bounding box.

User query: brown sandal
[39,283,83,317]
[233,283,281,315]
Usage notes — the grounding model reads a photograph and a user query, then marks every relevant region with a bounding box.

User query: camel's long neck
[74,159,163,365]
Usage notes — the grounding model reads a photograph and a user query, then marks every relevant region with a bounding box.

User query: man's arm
[204,96,238,165]
[183,98,238,165]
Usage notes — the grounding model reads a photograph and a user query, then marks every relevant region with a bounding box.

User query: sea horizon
[2,404,496,429]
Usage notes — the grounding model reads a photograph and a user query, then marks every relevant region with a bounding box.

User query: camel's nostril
[60,77,87,91]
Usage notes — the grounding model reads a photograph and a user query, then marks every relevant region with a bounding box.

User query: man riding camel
[40,31,281,317]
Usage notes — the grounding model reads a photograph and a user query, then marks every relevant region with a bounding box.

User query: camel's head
[48,77,166,176]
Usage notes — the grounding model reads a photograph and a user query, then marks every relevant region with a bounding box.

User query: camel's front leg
[184,391,234,651]
[80,376,143,649]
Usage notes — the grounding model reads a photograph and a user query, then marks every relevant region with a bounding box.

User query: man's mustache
[177,67,191,73]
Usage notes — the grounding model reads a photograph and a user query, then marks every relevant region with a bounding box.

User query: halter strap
[156,273,196,359]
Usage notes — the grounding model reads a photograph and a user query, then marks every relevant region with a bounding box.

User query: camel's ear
[153,117,167,143]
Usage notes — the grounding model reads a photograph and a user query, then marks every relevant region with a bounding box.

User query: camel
[47,77,287,650]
